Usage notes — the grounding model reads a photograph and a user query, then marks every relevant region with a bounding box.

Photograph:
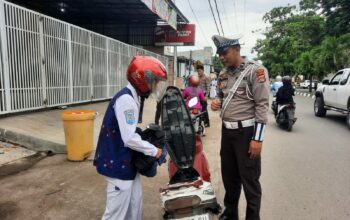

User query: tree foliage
[300,0,350,36]
[212,55,223,73]
[254,1,350,80]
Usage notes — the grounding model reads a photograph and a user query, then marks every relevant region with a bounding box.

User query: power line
[220,0,234,35]
[208,0,221,35]
[213,0,225,36]
[243,0,247,35]
[232,0,239,31]
[186,0,211,46]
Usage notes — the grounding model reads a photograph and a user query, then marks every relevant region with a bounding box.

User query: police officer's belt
[223,118,255,129]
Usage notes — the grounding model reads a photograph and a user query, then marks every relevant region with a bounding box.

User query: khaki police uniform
[212,35,269,220]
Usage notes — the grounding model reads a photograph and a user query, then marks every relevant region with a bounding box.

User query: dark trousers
[221,126,261,220]
[201,100,210,127]
[155,101,162,125]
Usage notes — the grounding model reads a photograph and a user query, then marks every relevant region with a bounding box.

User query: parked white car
[300,80,320,88]
[314,68,350,129]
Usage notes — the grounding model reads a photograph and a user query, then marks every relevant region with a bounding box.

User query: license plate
[176,213,211,220]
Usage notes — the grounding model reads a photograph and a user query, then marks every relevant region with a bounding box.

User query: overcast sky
[174,0,300,59]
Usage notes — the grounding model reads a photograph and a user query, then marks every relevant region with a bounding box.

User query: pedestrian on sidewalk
[209,74,218,99]
[195,61,211,127]
[93,56,168,220]
[211,35,270,220]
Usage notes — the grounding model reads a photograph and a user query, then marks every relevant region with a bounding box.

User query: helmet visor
[150,80,168,102]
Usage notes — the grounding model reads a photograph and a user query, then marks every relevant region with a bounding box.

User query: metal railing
[0,0,169,115]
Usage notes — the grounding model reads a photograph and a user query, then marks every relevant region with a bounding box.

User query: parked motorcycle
[187,97,206,136]
[271,96,278,116]
[160,86,221,220]
[275,103,297,131]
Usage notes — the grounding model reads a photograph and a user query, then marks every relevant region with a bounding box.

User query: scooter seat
[161,86,196,170]
[168,135,211,183]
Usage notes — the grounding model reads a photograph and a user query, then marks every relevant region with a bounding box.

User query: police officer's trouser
[221,125,261,220]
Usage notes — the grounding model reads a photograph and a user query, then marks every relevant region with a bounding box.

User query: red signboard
[155,24,196,46]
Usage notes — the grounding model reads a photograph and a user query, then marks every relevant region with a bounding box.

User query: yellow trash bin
[61,110,96,161]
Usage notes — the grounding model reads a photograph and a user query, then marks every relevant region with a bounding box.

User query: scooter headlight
[164,195,201,211]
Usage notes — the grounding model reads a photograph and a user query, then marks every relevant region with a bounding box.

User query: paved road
[258,95,350,220]
[0,95,349,220]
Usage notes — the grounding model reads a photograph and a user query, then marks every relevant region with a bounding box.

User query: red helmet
[127,56,168,96]
[189,75,200,87]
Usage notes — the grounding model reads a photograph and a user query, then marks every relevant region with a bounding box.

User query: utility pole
[173,0,177,86]
[173,46,177,86]
[189,50,192,76]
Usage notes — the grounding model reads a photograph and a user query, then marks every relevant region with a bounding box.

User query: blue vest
[93,87,137,180]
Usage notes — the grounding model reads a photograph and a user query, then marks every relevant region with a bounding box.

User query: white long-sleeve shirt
[108,83,158,188]
[114,83,158,157]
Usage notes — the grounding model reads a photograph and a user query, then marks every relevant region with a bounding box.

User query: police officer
[211,35,269,220]
[94,56,167,220]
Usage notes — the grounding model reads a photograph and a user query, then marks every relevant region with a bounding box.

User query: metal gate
[0,0,169,115]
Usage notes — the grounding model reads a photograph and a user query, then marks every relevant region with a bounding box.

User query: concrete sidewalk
[0,101,107,154]
[0,98,159,155]
[0,76,186,157]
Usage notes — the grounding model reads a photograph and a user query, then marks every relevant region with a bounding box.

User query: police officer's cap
[212,35,240,54]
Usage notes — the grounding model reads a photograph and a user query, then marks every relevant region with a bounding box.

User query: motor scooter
[276,103,297,131]
[271,96,278,116]
[160,86,221,220]
[186,97,206,136]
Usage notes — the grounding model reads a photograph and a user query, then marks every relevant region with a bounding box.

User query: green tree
[337,33,350,68]
[294,51,313,77]
[253,5,325,77]
[212,55,223,73]
[255,1,350,82]
[300,0,350,36]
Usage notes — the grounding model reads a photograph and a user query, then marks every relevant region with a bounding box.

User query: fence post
[118,43,121,91]
[106,38,109,98]
[89,33,93,100]
[38,15,47,106]
[0,0,11,113]
[67,24,73,103]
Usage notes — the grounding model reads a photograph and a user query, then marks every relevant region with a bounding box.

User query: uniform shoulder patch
[256,67,266,83]
[218,72,229,89]
[124,110,136,125]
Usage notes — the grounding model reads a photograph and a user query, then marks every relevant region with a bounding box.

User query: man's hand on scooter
[157,146,167,165]
[155,148,162,159]
[211,99,222,111]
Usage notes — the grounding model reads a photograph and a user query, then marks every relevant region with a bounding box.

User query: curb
[0,128,66,154]
[295,91,315,99]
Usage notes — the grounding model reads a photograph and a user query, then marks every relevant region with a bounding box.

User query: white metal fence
[0,0,169,115]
